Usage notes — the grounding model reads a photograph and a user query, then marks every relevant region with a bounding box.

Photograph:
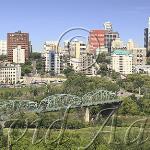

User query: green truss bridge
[0,89,122,122]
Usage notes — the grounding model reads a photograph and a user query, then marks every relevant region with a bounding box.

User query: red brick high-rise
[7,31,30,62]
[89,29,119,53]
[88,30,106,54]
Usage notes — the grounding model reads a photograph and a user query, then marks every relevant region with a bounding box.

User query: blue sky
[0,0,150,51]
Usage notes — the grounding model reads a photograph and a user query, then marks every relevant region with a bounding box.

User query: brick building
[7,31,30,62]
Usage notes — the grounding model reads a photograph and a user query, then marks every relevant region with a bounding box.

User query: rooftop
[112,49,131,55]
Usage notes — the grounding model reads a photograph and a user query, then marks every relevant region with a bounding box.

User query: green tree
[133,76,144,95]
[111,70,120,80]
[63,67,75,78]
[21,61,33,76]
[96,53,110,64]
[0,55,7,61]
[97,63,108,77]
[141,99,150,114]
[119,97,140,115]
[29,52,41,60]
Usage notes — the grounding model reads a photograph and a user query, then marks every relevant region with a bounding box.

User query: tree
[21,61,33,76]
[29,52,41,60]
[0,55,7,61]
[96,53,110,64]
[63,73,119,96]
[63,67,75,78]
[29,87,38,100]
[111,70,120,80]
[97,63,108,76]
[132,76,144,95]
[36,60,44,73]
[141,99,150,114]
[119,97,140,115]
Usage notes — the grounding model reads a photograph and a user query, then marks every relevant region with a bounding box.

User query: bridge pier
[84,107,90,123]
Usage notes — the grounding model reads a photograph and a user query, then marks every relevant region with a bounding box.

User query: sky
[0,0,150,51]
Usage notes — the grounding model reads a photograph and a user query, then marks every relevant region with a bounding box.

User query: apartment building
[0,40,7,55]
[13,46,25,64]
[0,62,21,84]
[112,50,132,74]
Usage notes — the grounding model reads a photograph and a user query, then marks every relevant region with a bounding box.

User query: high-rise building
[148,17,150,50]
[79,54,95,75]
[104,31,119,53]
[0,40,7,56]
[0,62,21,84]
[127,39,136,50]
[7,31,30,62]
[144,28,148,50]
[89,22,119,53]
[45,51,63,75]
[69,40,87,59]
[89,30,106,54]
[111,50,132,75]
[13,46,25,64]
[144,17,150,52]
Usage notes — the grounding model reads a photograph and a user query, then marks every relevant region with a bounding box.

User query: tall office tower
[0,40,7,55]
[89,22,119,53]
[148,17,150,51]
[7,31,30,62]
[104,22,113,31]
[29,41,32,53]
[89,30,106,54]
[144,17,150,53]
[144,28,148,50]
[104,31,119,53]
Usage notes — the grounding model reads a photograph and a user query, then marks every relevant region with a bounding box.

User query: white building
[0,40,7,55]
[42,41,61,56]
[70,58,81,71]
[112,50,132,75]
[45,51,63,75]
[111,38,127,50]
[96,47,108,56]
[13,46,25,64]
[63,40,87,59]
[79,54,95,75]
[0,63,21,84]
[127,39,137,50]
[133,65,150,74]
[70,54,95,75]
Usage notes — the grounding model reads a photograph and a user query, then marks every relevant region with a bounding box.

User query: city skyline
[0,0,150,51]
